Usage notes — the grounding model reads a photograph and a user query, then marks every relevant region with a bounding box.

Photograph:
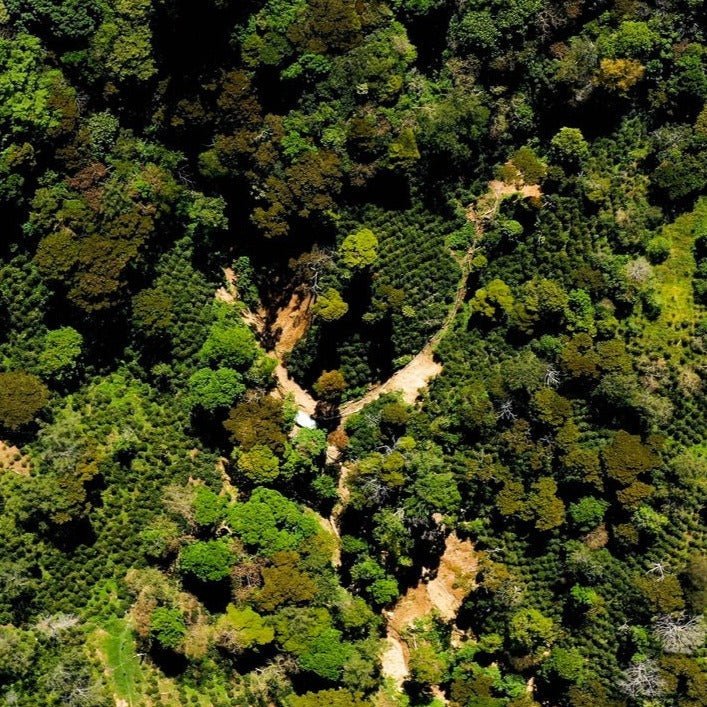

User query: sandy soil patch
[0,440,31,475]
[380,534,477,685]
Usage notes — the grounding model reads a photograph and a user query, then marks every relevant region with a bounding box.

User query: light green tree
[341,228,378,269]
[312,288,349,321]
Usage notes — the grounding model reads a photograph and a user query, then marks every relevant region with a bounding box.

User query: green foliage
[228,487,321,556]
[0,0,705,704]
[543,646,586,684]
[470,279,514,321]
[149,607,187,650]
[192,486,228,528]
[568,497,608,532]
[188,367,245,412]
[0,625,36,681]
[290,690,370,707]
[37,327,82,381]
[224,395,287,452]
[0,33,69,137]
[312,287,349,321]
[508,608,557,654]
[602,430,659,486]
[0,370,49,429]
[236,443,281,484]
[179,540,236,582]
[273,607,353,680]
[313,369,346,401]
[340,228,378,269]
[550,127,589,165]
[510,146,547,184]
[215,604,274,650]
[199,317,258,370]
[90,0,156,82]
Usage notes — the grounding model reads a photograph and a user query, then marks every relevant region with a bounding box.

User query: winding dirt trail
[218,174,540,699]
[219,175,541,422]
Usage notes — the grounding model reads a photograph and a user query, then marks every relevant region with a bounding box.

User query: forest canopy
[0,0,705,706]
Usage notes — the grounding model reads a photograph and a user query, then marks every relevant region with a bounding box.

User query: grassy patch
[641,199,707,354]
[101,618,144,706]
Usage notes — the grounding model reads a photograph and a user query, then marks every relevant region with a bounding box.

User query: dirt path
[216,176,531,699]
[380,533,477,689]
[339,345,442,417]
[219,269,319,415]
[221,174,541,424]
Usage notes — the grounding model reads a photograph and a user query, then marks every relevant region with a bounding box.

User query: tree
[37,327,83,381]
[618,659,665,700]
[314,369,346,401]
[236,444,281,484]
[597,58,645,93]
[178,540,235,582]
[132,289,174,339]
[90,0,157,83]
[139,517,180,559]
[150,607,187,651]
[227,487,321,557]
[543,647,586,684]
[508,607,557,654]
[256,551,318,611]
[224,396,287,452]
[682,552,707,614]
[312,288,349,321]
[188,367,245,412]
[635,574,685,615]
[550,127,589,166]
[568,497,608,532]
[192,486,228,528]
[510,146,547,184]
[530,478,565,531]
[0,625,36,681]
[340,228,378,269]
[470,279,514,321]
[272,607,352,680]
[531,388,572,429]
[214,604,274,652]
[0,371,49,429]
[602,431,659,486]
[0,33,72,139]
[199,320,258,370]
[409,641,447,685]
[653,613,706,655]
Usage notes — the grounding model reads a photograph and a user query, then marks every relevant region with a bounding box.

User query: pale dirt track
[380,533,477,689]
[218,175,540,696]
[220,170,542,421]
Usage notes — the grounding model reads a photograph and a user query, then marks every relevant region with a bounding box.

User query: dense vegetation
[0,0,705,705]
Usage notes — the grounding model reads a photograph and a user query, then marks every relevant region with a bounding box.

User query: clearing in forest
[641,200,705,353]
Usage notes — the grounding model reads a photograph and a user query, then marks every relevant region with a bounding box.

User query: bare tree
[653,613,706,654]
[618,659,665,700]
[360,476,391,505]
[35,613,80,639]
[497,581,524,608]
[544,365,560,388]
[497,400,516,421]
[625,257,653,285]
[289,247,334,294]
[646,561,670,581]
